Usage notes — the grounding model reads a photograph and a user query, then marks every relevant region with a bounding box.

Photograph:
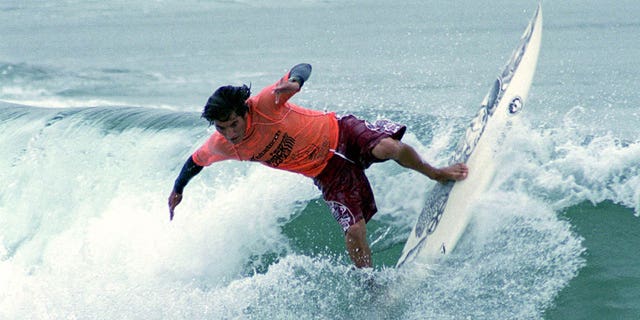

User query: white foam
[0,117,320,318]
[491,115,640,215]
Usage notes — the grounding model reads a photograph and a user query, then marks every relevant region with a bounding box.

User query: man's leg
[345,219,372,268]
[372,137,468,182]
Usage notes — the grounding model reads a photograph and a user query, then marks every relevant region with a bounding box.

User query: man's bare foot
[436,163,468,182]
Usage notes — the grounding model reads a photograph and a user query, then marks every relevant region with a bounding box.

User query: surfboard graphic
[397,4,543,267]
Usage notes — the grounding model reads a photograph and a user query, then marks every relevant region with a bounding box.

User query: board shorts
[313,115,406,232]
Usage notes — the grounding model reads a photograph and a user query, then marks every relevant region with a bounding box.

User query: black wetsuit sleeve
[173,156,204,194]
[288,63,312,88]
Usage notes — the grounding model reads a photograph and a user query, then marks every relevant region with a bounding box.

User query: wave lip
[0,102,201,133]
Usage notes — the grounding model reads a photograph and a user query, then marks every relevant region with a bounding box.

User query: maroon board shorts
[313,115,406,232]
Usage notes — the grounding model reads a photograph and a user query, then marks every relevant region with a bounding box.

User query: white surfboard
[397,4,543,267]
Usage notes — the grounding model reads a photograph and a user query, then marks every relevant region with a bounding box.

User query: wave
[1,100,638,319]
[0,101,200,133]
[0,62,53,82]
[487,115,640,216]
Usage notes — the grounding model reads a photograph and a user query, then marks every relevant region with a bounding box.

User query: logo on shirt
[251,130,296,167]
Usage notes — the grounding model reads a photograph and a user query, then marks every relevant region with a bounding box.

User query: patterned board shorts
[313,115,406,232]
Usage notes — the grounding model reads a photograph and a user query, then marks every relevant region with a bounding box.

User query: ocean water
[1,0,639,319]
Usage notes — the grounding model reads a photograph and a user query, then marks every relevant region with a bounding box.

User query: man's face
[213,112,247,144]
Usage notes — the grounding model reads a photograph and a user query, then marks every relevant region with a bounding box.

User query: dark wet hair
[201,84,251,124]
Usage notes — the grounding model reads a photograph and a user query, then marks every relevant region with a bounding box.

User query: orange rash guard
[192,72,339,178]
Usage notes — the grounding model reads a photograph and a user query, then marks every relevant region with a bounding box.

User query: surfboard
[397,4,543,267]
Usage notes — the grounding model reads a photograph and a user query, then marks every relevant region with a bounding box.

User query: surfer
[167,63,468,268]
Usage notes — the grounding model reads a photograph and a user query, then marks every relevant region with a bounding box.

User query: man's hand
[168,191,183,221]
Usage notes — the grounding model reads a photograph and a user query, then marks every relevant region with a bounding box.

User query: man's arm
[168,156,204,220]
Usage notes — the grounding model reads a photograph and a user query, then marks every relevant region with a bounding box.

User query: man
[168,63,468,268]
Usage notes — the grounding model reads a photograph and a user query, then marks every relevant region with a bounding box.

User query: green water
[546,201,640,319]
[281,199,405,269]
